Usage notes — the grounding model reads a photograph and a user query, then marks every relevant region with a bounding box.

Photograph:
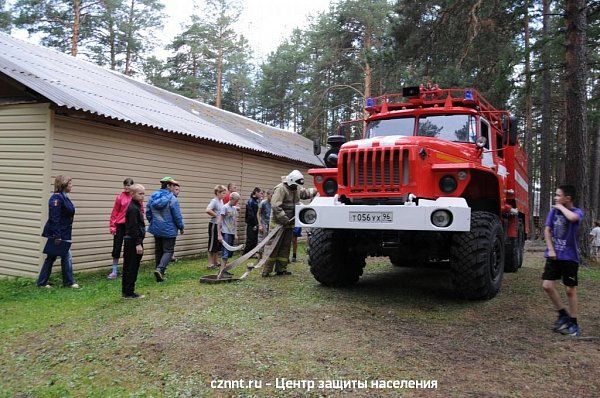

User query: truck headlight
[323,179,338,196]
[299,208,317,224]
[439,175,457,193]
[431,210,452,227]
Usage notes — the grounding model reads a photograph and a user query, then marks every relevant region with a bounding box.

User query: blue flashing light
[366,97,375,107]
[464,90,474,101]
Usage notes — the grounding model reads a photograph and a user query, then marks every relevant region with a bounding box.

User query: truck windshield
[366,117,414,138]
[417,114,477,143]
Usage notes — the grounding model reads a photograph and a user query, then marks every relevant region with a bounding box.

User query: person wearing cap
[146,177,185,282]
[159,176,174,188]
[262,170,317,277]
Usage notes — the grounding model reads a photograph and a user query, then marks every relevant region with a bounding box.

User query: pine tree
[13,0,102,56]
[142,55,173,91]
[539,0,553,228]
[89,0,125,69]
[390,0,522,107]
[203,0,242,108]
[0,0,11,32]
[524,0,536,237]
[163,0,250,110]
[165,16,215,101]
[257,30,307,129]
[88,0,164,74]
[335,0,393,104]
[120,0,164,75]
[222,35,254,115]
[564,0,590,252]
[255,0,394,138]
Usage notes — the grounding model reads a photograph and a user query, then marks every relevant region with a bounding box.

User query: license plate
[349,212,393,223]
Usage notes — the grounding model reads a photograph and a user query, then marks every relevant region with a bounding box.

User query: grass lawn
[1,245,599,397]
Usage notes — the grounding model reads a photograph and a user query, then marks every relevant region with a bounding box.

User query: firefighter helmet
[285,170,305,187]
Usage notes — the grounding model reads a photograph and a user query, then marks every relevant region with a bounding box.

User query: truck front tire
[450,211,505,300]
[308,228,365,286]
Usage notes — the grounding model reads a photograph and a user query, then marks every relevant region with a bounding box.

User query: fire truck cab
[296,85,528,300]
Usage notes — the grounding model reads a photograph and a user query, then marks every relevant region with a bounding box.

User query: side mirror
[502,115,519,145]
[313,139,321,156]
[324,135,346,168]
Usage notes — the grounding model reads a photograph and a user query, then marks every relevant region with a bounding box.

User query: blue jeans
[221,234,235,259]
[36,249,75,286]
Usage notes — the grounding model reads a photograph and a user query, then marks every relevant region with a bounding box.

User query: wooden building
[0,33,322,277]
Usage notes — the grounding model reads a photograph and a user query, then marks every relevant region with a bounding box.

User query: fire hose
[215,217,293,280]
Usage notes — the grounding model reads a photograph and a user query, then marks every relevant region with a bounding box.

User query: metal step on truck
[296,84,529,300]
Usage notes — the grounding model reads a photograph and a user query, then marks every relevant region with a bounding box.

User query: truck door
[480,118,494,169]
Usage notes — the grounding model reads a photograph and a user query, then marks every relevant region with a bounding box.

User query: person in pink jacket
[108,178,135,279]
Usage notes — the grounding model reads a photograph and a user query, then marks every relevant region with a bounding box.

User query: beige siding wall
[0,103,52,277]
[51,116,313,272]
[238,153,314,235]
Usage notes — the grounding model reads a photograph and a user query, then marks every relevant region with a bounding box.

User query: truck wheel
[504,218,524,272]
[450,211,505,300]
[308,228,365,286]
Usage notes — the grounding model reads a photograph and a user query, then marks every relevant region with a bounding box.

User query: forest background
[1,0,598,251]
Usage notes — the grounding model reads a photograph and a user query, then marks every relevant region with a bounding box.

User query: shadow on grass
[308,264,464,307]
[359,266,456,298]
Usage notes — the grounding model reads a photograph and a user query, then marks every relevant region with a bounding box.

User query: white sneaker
[69,283,80,289]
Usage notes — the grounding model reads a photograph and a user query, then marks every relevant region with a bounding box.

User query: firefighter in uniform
[262,170,317,276]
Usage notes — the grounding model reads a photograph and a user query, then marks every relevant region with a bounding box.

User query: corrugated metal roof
[0,33,323,166]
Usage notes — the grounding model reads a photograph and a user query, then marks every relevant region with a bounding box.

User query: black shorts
[208,222,221,253]
[542,259,579,286]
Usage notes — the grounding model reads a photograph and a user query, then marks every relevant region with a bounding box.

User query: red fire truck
[296,85,529,299]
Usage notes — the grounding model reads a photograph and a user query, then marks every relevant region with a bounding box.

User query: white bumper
[295,196,471,231]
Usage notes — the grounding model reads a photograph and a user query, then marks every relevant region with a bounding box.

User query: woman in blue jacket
[36,175,79,288]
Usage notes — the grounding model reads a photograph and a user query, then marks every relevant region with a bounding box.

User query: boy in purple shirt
[542,184,583,337]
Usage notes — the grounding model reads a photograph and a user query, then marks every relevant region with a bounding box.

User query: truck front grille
[340,148,410,192]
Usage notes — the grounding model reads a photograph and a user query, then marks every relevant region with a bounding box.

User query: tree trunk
[539,0,552,229]
[109,23,116,69]
[124,0,135,75]
[564,0,590,256]
[590,84,600,222]
[71,0,81,56]
[556,119,566,183]
[216,47,223,109]
[363,28,372,119]
[592,122,600,222]
[101,0,117,69]
[108,12,116,69]
[215,22,224,110]
[524,0,535,238]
